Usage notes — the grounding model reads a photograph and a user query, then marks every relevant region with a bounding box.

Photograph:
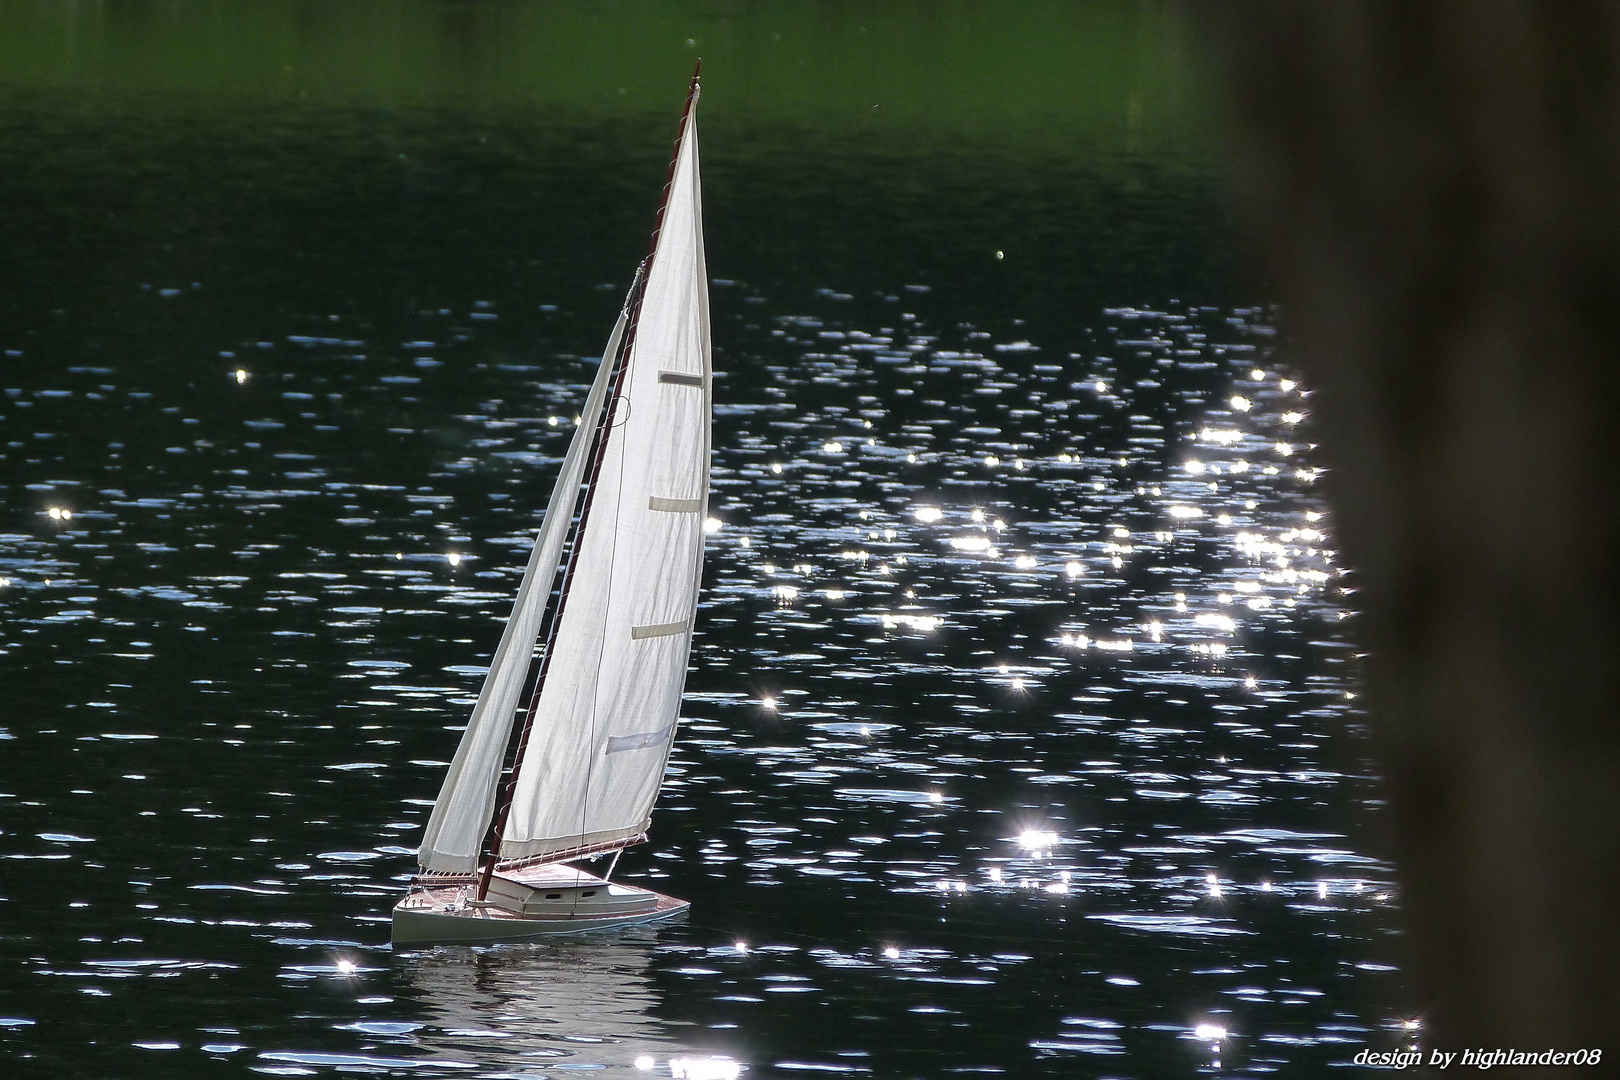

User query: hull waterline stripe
[605,721,677,754]
[648,496,702,513]
[630,618,691,639]
[658,370,705,387]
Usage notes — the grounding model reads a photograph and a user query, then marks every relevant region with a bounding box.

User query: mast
[476,63,704,900]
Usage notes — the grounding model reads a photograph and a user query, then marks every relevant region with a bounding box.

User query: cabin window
[582,890,597,897]
[545,893,561,900]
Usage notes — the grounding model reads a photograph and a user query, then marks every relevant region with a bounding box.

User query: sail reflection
[395,934,701,1072]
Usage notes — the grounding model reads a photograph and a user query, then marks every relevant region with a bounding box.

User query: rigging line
[475,266,645,901]
[495,306,633,760]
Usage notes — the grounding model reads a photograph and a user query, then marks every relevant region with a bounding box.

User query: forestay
[414,310,627,874]
[502,96,710,862]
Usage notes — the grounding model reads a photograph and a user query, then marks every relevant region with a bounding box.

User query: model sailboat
[393,69,710,947]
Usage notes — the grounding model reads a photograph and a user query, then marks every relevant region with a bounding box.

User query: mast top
[646,61,703,262]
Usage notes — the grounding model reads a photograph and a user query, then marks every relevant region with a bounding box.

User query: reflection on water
[383,935,694,1073]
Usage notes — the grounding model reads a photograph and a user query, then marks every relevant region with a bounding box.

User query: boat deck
[391,865,689,946]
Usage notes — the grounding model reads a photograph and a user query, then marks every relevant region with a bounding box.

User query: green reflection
[0,0,1209,146]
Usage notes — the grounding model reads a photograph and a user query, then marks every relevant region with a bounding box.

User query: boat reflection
[394,931,707,1072]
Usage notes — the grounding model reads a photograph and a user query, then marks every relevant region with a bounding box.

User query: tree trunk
[1212,0,1620,1055]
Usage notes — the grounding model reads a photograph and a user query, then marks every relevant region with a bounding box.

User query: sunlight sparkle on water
[670,1057,741,1080]
[1017,829,1060,852]
[635,1055,656,1071]
[1195,1023,1228,1042]
[881,613,939,632]
[913,506,943,523]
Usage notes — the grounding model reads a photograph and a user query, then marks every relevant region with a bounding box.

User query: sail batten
[630,618,692,639]
[648,496,702,513]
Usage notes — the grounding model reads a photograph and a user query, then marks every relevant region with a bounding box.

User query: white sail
[416,309,627,873]
[501,97,710,862]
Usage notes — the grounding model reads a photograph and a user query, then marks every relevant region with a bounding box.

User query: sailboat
[392,68,711,947]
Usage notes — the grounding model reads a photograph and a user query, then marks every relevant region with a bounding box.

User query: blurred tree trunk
[1212,1,1620,1054]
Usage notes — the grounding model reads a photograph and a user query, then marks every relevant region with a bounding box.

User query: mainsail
[416,78,709,875]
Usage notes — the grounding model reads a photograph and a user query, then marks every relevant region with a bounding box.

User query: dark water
[0,5,1410,1077]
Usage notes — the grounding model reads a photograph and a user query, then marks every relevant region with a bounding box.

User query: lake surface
[0,3,1409,1076]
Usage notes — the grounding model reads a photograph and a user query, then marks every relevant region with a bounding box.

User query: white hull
[391,864,688,947]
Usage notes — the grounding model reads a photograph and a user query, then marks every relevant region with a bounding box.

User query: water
[0,4,1408,1077]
